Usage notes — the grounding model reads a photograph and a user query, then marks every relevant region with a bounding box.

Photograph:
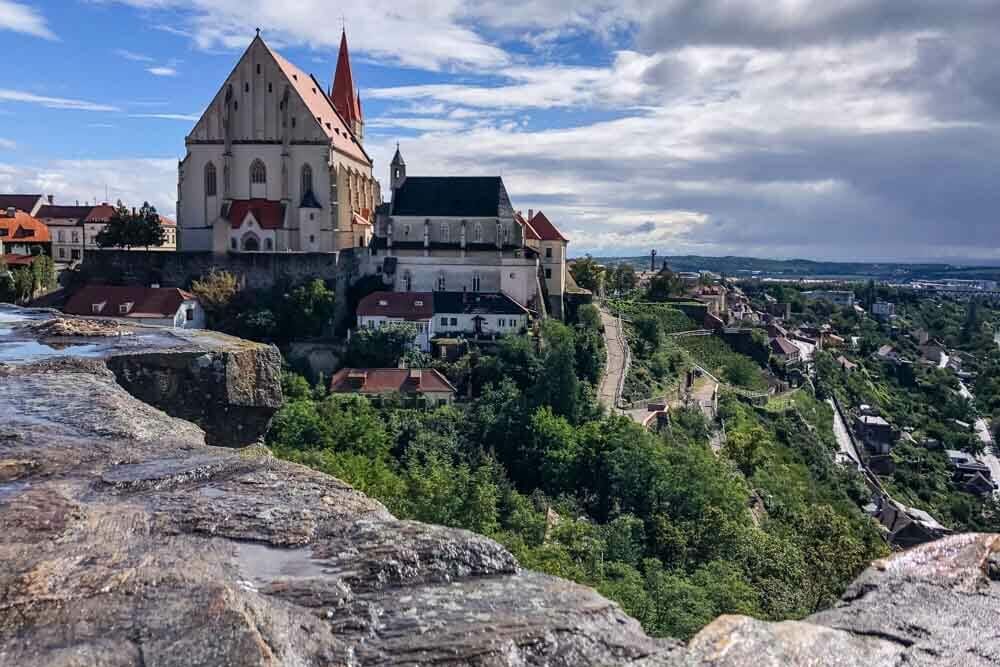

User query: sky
[1,1,999,263]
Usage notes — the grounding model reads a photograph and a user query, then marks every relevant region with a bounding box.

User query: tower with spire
[390,143,406,192]
[330,30,364,141]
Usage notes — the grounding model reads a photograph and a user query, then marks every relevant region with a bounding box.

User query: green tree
[96,200,166,250]
[610,263,638,295]
[569,255,605,293]
[532,320,581,421]
[345,322,418,367]
[646,266,685,301]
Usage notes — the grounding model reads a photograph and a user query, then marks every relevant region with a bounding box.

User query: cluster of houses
[3,30,582,407]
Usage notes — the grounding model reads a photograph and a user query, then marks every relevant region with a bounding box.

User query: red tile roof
[357,291,434,320]
[0,210,51,243]
[261,38,370,165]
[1,253,39,266]
[83,204,117,223]
[330,368,456,395]
[528,211,567,242]
[227,199,284,230]
[64,285,196,320]
[158,215,176,227]
[516,212,541,241]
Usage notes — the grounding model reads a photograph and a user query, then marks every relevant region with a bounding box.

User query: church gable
[185,35,365,157]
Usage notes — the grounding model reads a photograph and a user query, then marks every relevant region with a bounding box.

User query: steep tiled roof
[262,38,370,165]
[0,210,51,243]
[83,204,116,223]
[0,194,43,214]
[36,205,92,220]
[64,286,195,320]
[330,368,456,395]
[528,211,567,242]
[516,212,541,241]
[226,199,285,230]
[433,291,529,316]
[330,30,362,130]
[357,291,434,320]
[391,177,508,217]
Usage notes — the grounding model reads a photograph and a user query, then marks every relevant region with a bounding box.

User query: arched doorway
[242,233,260,251]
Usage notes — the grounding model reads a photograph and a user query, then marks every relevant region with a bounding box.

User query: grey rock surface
[1,306,999,666]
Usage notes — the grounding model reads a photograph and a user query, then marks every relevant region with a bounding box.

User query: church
[176,31,379,253]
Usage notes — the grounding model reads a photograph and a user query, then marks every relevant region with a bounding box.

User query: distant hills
[586,254,1000,282]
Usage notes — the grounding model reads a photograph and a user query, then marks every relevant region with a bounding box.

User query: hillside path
[597,307,627,412]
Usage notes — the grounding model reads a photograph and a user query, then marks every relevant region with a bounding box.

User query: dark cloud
[635,0,1000,52]
[633,221,657,233]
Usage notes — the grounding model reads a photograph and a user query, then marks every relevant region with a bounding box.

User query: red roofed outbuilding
[330,368,456,406]
[63,285,205,329]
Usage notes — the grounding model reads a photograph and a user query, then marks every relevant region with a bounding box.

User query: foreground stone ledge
[1,309,998,665]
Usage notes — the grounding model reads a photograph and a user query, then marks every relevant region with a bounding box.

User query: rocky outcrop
[1,306,999,666]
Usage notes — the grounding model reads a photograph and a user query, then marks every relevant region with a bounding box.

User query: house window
[244,82,249,92]
[256,64,261,75]
[440,317,448,326]
[268,83,272,93]
[265,238,273,250]
[72,231,79,243]
[205,162,217,196]
[301,163,313,196]
[119,303,132,314]
[439,222,450,243]
[58,230,65,242]
[472,273,481,292]
[309,234,315,243]
[404,224,411,237]
[291,117,296,128]
[58,248,66,259]
[545,247,552,259]
[71,249,81,260]
[437,275,446,291]
[450,317,457,326]
[403,272,412,291]
[474,223,482,243]
[91,303,103,314]
[186,308,194,321]
[545,268,552,279]
[250,159,267,184]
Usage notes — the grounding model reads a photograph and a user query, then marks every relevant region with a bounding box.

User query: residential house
[0,207,51,256]
[38,202,176,264]
[802,290,855,307]
[872,301,896,321]
[945,450,996,495]
[356,290,529,352]
[63,285,205,328]
[769,336,801,366]
[837,355,858,372]
[0,194,45,216]
[855,414,893,454]
[329,368,456,407]
[517,209,569,318]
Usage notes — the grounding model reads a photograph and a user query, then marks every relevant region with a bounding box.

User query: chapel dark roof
[432,291,529,316]
[391,177,509,218]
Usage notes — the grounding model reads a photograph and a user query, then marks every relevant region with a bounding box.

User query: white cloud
[0,137,15,150]
[0,89,120,112]
[147,66,178,77]
[0,158,179,217]
[115,48,155,62]
[129,113,199,121]
[0,0,56,39]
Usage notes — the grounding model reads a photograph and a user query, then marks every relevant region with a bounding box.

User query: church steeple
[390,143,406,192]
[330,30,363,140]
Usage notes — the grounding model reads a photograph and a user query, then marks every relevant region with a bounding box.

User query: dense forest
[266,303,887,640]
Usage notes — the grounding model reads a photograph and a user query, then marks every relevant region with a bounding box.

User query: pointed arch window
[301,164,313,196]
[440,222,450,243]
[436,274,446,291]
[473,222,482,243]
[472,272,481,292]
[250,159,267,185]
[205,162,217,197]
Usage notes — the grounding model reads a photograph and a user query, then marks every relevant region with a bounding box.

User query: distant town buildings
[801,290,855,307]
[0,206,50,256]
[871,300,896,321]
[38,202,176,264]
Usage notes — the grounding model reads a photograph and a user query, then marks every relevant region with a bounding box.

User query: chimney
[47,194,54,205]
[407,369,422,387]
[4,207,14,218]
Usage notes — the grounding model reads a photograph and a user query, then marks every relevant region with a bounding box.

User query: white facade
[357,314,432,351]
[177,36,377,254]
[358,304,529,352]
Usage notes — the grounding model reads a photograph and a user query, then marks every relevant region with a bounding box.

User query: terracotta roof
[226,199,285,230]
[158,215,176,227]
[0,194,43,214]
[0,210,51,243]
[357,291,434,320]
[261,38,370,165]
[330,368,456,396]
[64,286,196,320]
[528,211,567,242]
[516,212,541,241]
[83,204,116,223]
[329,30,362,130]
[1,253,39,266]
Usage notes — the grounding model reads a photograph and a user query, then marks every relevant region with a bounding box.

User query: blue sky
[2,1,999,262]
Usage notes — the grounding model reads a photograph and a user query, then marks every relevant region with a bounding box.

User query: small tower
[390,143,406,192]
[330,30,364,141]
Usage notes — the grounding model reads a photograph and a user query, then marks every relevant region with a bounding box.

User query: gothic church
[177,31,379,253]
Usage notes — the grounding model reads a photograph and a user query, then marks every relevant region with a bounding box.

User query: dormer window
[119,302,133,314]
[414,300,424,307]
[91,302,105,314]
[378,299,388,306]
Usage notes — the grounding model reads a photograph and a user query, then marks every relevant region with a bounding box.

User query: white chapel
[176,30,379,254]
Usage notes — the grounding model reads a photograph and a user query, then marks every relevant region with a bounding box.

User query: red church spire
[330,30,362,132]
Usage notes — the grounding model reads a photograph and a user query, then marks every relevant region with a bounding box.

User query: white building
[370,148,568,317]
[872,301,896,320]
[177,31,378,254]
[63,286,205,329]
[802,290,856,307]
[357,290,530,352]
